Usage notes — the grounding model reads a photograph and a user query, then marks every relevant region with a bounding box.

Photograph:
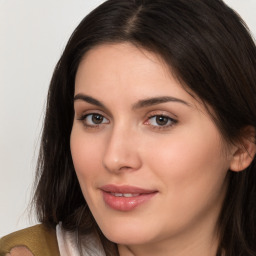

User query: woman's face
[70,43,233,252]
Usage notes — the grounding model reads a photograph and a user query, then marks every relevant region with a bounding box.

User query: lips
[110,192,140,197]
[100,184,158,211]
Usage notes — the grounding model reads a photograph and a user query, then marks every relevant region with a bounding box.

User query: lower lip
[102,191,157,211]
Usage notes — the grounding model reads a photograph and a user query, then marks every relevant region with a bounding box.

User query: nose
[102,125,142,174]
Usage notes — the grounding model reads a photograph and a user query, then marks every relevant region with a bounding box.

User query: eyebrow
[132,96,191,109]
[74,94,106,108]
[73,94,190,109]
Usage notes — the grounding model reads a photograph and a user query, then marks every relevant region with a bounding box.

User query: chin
[99,221,158,245]
[105,232,153,246]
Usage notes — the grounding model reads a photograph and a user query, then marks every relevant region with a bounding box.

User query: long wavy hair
[33,0,256,255]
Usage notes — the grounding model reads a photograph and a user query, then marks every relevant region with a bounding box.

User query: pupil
[156,116,168,125]
[92,114,103,124]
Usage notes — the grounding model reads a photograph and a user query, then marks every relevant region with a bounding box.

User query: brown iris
[92,114,104,124]
[155,116,169,126]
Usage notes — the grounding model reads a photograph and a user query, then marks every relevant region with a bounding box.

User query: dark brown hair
[34,0,256,255]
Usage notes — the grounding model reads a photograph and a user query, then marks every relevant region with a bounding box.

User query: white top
[56,223,106,256]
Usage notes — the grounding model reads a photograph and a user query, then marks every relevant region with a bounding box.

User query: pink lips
[100,185,158,211]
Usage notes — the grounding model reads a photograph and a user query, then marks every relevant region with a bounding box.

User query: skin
[6,247,33,256]
[70,43,237,256]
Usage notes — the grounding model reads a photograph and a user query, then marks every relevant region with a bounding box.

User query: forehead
[74,42,212,116]
[75,43,186,98]
[76,43,170,83]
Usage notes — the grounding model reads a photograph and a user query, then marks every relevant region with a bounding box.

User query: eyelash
[144,114,177,130]
[77,113,109,129]
[77,112,177,130]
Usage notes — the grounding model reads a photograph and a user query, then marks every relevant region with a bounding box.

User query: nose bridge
[102,122,141,173]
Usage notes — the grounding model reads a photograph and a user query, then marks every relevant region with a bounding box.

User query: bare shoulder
[5,246,34,256]
[0,224,59,256]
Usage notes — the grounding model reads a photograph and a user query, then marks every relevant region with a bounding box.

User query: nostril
[102,155,141,173]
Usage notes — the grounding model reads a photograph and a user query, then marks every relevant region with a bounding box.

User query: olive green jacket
[0,224,60,256]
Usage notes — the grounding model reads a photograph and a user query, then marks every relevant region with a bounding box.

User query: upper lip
[100,184,158,194]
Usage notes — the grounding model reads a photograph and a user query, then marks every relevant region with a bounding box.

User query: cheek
[139,127,229,233]
[144,124,229,200]
[70,128,103,187]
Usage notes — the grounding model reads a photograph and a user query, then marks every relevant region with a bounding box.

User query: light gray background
[0,0,255,237]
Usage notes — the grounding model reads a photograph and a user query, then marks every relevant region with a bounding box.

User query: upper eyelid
[75,109,178,122]
[144,110,177,120]
[148,114,176,121]
[73,102,113,118]
[75,109,109,119]
[78,113,109,121]
[144,111,178,126]
[146,115,177,124]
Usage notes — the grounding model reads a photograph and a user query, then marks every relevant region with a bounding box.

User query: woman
[1,0,256,255]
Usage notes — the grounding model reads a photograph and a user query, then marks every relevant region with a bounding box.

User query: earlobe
[229,126,256,172]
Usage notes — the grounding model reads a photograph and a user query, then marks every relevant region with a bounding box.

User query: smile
[110,193,140,197]
[100,185,158,211]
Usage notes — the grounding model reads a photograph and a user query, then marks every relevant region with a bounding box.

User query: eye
[146,115,177,128]
[78,113,109,127]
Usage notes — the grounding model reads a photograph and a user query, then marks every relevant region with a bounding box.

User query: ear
[229,126,256,172]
